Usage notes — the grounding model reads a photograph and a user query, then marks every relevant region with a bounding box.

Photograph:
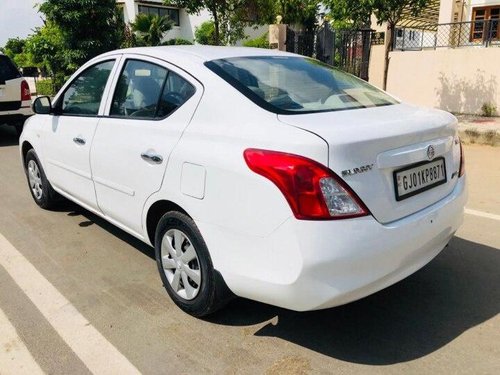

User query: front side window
[110,59,195,119]
[59,60,115,116]
[206,56,398,115]
[111,60,167,118]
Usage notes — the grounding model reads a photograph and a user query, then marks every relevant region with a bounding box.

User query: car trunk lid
[278,103,461,224]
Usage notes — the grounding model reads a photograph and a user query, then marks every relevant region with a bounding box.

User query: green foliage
[195,21,217,45]
[166,0,276,45]
[481,103,497,117]
[39,0,123,69]
[243,33,270,48]
[276,0,321,31]
[373,0,431,26]
[131,13,174,46]
[162,38,194,45]
[326,0,431,89]
[1,38,31,68]
[120,24,139,49]
[1,38,25,61]
[24,23,69,90]
[326,0,374,28]
[327,0,431,28]
[35,79,56,96]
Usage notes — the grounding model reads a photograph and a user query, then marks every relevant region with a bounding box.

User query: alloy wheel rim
[161,229,201,300]
[27,160,43,200]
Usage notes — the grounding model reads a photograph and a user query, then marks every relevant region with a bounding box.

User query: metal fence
[285,24,373,81]
[394,20,500,50]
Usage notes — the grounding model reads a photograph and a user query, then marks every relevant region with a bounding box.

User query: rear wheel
[25,149,60,209]
[155,211,233,317]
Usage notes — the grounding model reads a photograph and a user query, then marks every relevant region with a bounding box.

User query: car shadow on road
[55,202,499,365]
[208,236,500,365]
[0,125,19,147]
[59,201,156,261]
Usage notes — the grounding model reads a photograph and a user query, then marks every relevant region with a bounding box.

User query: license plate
[393,158,447,201]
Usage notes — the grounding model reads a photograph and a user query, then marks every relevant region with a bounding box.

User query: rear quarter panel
[142,72,328,240]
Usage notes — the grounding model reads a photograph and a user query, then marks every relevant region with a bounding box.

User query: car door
[42,58,118,210]
[90,55,202,236]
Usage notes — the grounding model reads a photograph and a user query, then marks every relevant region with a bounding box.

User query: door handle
[73,137,86,145]
[141,152,163,164]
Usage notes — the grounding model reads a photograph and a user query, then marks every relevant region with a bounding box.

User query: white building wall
[117,0,266,44]
[465,0,500,20]
[439,0,455,23]
[118,0,211,42]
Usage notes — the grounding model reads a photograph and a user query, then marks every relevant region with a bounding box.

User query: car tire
[155,211,233,317]
[25,149,60,209]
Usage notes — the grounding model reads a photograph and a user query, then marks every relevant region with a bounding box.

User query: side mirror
[32,96,52,115]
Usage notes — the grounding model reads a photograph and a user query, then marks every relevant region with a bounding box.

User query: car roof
[98,46,298,70]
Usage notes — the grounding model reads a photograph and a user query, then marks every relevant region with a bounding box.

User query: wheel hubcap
[27,160,43,200]
[161,229,201,300]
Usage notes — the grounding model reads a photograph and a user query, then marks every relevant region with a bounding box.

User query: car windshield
[205,56,398,114]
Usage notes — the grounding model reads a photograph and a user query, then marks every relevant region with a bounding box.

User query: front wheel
[25,149,60,209]
[155,211,233,317]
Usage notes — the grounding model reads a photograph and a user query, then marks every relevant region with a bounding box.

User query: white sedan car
[20,46,467,317]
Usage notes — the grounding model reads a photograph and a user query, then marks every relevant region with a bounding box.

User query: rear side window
[156,71,196,118]
[59,60,115,116]
[110,59,195,119]
[0,55,21,83]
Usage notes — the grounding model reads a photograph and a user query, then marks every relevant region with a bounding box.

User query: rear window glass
[0,55,21,83]
[205,56,398,115]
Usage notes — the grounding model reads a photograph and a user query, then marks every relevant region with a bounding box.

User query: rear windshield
[205,56,398,115]
[0,55,21,83]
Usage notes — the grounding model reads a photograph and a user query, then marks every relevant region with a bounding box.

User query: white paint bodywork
[20,46,467,311]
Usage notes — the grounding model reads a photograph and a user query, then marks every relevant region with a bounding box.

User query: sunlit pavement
[1,125,499,374]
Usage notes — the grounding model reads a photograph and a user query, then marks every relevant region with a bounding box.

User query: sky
[0,0,45,47]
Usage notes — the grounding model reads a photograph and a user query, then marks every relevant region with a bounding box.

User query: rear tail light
[459,139,465,177]
[21,80,31,101]
[244,149,369,220]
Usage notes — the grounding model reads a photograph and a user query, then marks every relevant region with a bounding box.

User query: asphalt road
[0,124,499,374]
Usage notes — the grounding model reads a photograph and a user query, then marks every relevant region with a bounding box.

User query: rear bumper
[203,175,467,311]
[0,101,32,125]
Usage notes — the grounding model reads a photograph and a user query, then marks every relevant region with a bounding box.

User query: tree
[1,38,30,68]
[327,0,374,28]
[165,0,275,45]
[39,0,123,69]
[131,13,174,46]
[24,23,69,91]
[373,0,431,90]
[194,21,217,45]
[276,0,321,32]
[326,0,431,89]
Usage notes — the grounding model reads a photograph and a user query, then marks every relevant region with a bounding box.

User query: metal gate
[285,27,315,57]
[286,24,373,81]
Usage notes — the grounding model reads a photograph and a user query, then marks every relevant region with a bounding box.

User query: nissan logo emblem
[427,145,435,160]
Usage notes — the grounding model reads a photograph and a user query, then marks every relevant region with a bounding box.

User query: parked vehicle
[0,54,32,135]
[20,46,467,317]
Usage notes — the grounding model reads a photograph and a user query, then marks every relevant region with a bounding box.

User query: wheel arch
[145,199,191,246]
[21,141,34,168]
